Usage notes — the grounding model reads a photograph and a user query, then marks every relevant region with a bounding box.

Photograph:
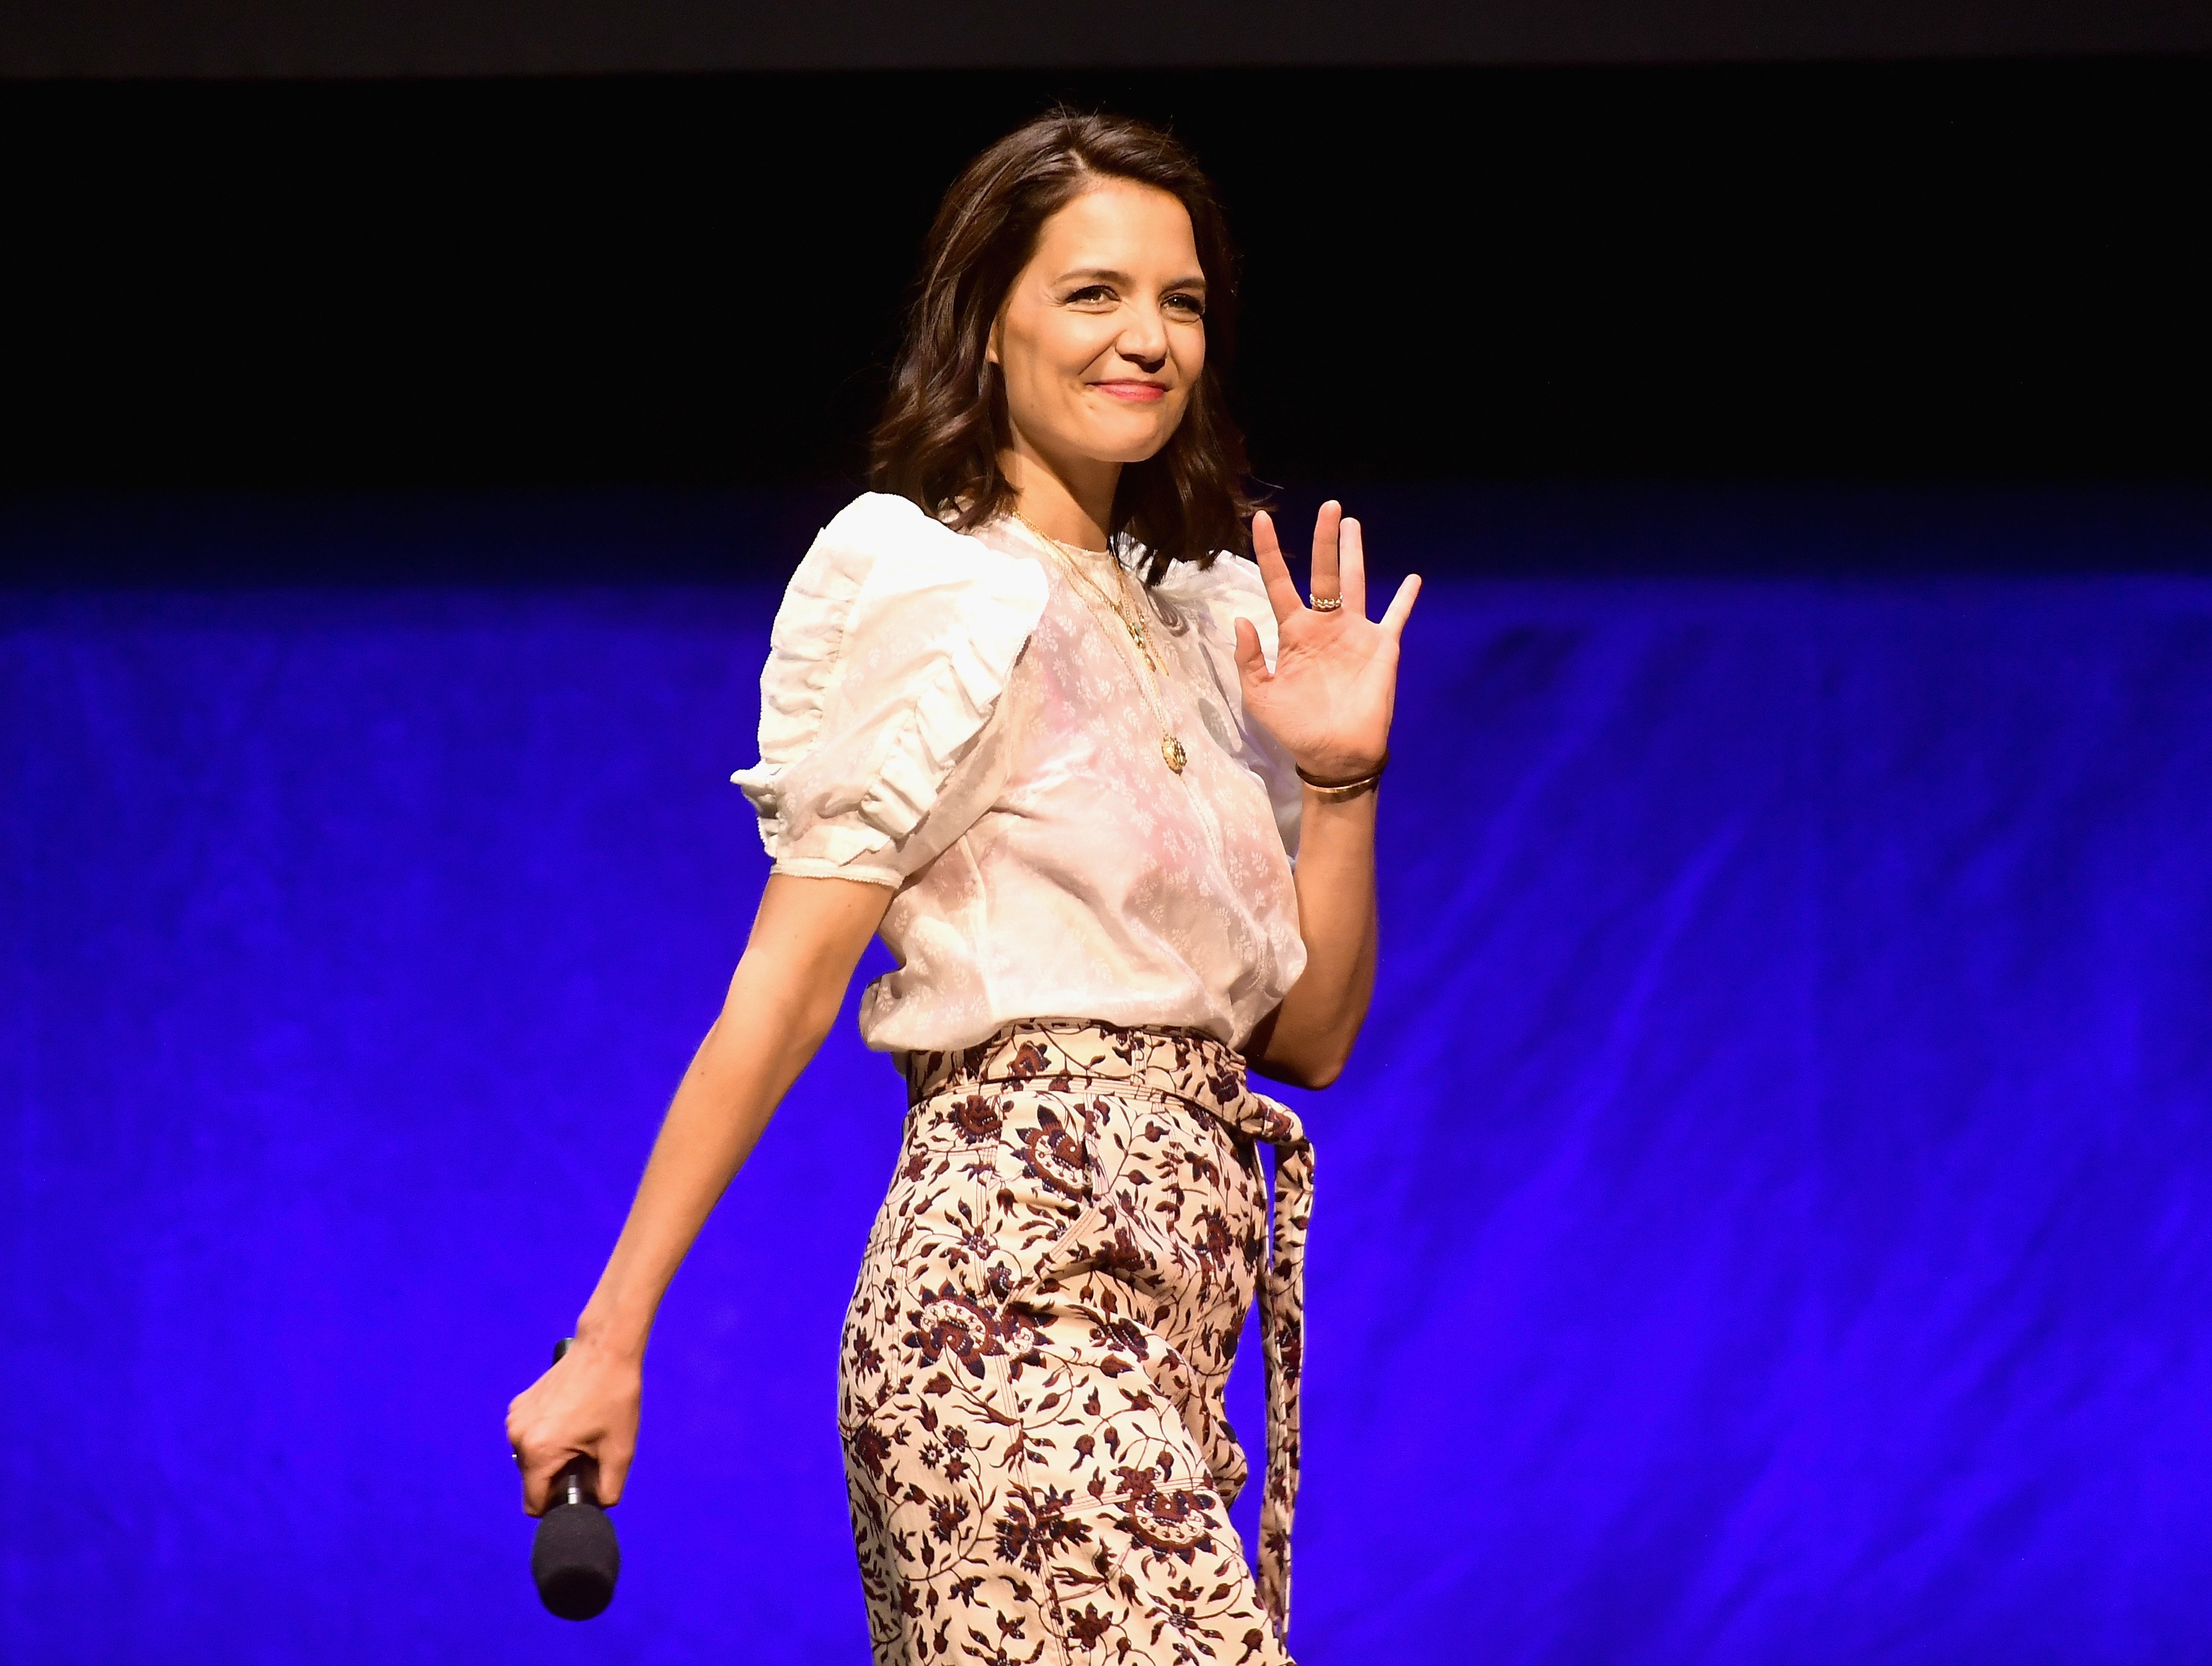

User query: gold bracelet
[1296,753,1388,801]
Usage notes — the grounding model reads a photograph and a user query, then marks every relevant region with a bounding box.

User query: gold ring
[1311,595,1344,612]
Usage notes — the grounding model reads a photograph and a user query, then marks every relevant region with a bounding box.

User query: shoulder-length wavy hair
[868,109,1257,581]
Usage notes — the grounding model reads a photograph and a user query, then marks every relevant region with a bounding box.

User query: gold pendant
[1162,734,1187,773]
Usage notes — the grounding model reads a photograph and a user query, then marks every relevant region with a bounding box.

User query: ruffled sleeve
[1156,553,1304,859]
[731,494,1049,887]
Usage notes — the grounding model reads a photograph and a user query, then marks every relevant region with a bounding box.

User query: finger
[1340,515,1368,618]
[505,1410,529,1490]
[1250,511,1301,624]
[1232,615,1270,684]
[521,1450,564,1517]
[1310,500,1342,607]
[597,1445,631,1508]
[1379,573,1423,639]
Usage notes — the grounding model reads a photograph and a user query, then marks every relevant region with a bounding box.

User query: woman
[507,109,1418,1664]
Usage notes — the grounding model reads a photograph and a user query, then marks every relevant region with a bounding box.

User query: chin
[1078,421,1179,468]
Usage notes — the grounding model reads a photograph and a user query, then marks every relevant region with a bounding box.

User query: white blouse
[733,492,1307,1056]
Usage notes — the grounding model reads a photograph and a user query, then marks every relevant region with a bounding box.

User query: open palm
[1232,503,1421,782]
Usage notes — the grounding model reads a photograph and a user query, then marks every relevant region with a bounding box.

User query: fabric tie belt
[903,1019,1315,1636]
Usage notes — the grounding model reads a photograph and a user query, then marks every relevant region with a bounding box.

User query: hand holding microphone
[508,1335,639,1620]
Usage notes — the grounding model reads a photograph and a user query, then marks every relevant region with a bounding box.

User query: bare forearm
[574,969,832,1357]
[574,875,887,1361]
[1252,785,1380,1087]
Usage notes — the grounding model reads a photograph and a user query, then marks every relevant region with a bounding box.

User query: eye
[1164,291,1207,319]
[1064,284,1117,306]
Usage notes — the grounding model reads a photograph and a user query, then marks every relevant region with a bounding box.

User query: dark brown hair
[868,109,1256,581]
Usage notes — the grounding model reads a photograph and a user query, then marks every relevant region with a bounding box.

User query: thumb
[1232,616,1268,684]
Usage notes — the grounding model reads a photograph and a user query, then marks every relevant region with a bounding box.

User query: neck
[1000,441,1118,552]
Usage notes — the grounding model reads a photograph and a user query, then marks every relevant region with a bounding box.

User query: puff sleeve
[731,494,1049,887]
[1155,552,1304,859]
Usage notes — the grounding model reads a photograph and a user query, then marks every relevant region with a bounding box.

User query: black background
[4,59,2207,502]
[9,0,2210,78]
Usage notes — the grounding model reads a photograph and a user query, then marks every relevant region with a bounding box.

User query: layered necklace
[1011,507,1188,774]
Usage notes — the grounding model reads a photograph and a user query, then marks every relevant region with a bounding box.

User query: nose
[1116,310,1169,374]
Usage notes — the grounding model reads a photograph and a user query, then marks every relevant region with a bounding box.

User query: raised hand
[1231,502,1420,783]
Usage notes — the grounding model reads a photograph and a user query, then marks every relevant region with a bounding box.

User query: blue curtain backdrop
[5,493,2211,1662]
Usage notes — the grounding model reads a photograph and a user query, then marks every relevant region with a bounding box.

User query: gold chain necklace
[1011,508,1188,774]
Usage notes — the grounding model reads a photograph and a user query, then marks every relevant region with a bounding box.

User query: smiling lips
[1090,380,1169,403]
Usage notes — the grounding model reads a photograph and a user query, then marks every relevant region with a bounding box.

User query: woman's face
[989,178,1207,472]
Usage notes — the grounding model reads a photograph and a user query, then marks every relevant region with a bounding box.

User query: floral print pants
[840,1021,1315,1666]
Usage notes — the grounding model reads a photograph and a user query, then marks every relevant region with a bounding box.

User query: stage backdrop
[5,493,2211,1663]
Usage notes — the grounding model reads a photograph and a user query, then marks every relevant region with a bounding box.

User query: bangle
[1296,752,1387,801]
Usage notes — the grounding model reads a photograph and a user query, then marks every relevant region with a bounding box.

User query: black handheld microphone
[529,1338,622,1621]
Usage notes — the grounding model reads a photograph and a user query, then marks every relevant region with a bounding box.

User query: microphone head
[532,1499,620,1620]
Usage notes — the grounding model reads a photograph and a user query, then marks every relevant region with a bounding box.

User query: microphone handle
[550,1452,602,1510]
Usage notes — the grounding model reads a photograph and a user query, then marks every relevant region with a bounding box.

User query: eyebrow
[1057,266,1208,291]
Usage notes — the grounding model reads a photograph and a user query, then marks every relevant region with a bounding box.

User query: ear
[985,312,1003,367]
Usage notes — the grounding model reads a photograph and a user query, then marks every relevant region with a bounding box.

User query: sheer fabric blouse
[732,492,1306,1056]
